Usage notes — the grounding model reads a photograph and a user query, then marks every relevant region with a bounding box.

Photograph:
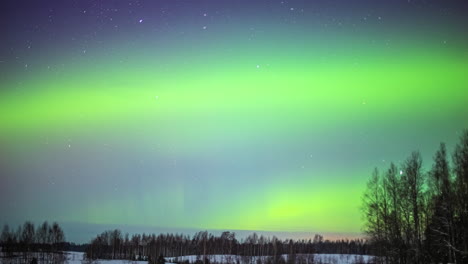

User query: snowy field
[166,254,375,264]
[67,253,376,264]
[1,252,374,264]
[0,252,149,264]
[64,251,149,264]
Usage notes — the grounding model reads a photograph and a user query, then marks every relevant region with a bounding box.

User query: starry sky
[1,0,468,243]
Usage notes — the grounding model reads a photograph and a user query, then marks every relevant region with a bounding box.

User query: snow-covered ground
[0,252,148,264]
[64,251,150,264]
[65,252,375,264]
[166,254,375,264]
[1,252,374,264]
[313,254,374,264]
[64,251,84,264]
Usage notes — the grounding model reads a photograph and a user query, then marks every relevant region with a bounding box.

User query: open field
[1,251,375,264]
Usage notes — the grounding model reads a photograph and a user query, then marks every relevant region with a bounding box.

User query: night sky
[1,0,468,243]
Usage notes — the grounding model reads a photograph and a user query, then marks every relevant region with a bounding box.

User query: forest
[362,130,468,264]
[0,221,75,263]
[84,230,369,263]
[1,222,370,263]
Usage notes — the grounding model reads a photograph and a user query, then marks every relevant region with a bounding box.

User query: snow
[64,251,85,264]
[313,254,374,264]
[64,251,149,264]
[2,252,374,264]
[166,254,375,264]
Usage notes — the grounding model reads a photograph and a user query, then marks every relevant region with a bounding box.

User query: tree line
[362,130,468,264]
[0,221,67,263]
[84,231,370,263]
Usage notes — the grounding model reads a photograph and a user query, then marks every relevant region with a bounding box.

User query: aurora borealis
[1,0,468,243]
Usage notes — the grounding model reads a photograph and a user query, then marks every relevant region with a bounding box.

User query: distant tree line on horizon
[84,230,370,263]
[1,224,372,264]
[0,221,84,264]
[362,130,468,264]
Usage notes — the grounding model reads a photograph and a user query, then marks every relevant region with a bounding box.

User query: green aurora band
[1,1,468,241]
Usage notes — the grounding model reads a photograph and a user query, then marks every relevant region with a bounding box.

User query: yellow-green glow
[2,1,468,242]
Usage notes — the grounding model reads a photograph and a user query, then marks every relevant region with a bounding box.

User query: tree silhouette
[362,129,468,263]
